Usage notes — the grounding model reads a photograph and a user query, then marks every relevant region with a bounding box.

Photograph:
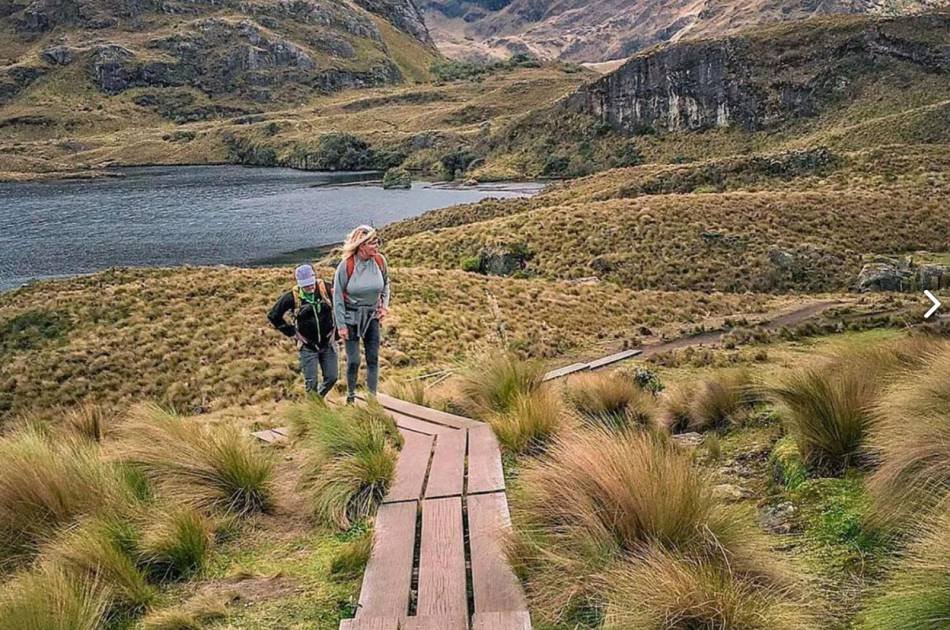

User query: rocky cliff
[421,0,945,62]
[0,0,435,112]
[561,14,950,134]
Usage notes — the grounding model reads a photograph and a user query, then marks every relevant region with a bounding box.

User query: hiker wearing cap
[333,225,390,403]
[267,264,338,397]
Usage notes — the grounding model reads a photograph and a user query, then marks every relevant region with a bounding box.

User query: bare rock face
[353,0,434,47]
[562,14,950,133]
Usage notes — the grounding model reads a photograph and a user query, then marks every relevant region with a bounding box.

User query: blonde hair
[341,225,377,259]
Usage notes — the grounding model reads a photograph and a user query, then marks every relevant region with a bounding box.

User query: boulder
[919,264,948,291]
[89,44,139,93]
[382,167,412,189]
[855,262,913,292]
[41,45,74,65]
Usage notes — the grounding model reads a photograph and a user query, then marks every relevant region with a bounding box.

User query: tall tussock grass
[868,345,950,526]
[459,352,545,415]
[0,430,132,570]
[660,370,757,433]
[0,565,108,630]
[113,403,274,516]
[139,506,214,581]
[298,402,400,529]
[511,430,807,626]
[489,388,563,455]
[858,506,950,630]
[565,372,656,430]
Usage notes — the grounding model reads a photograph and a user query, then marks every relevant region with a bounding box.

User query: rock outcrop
[562,14,950,133]
[856,258,949,292]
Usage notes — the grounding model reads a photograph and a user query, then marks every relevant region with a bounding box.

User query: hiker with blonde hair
[333,225,390,403]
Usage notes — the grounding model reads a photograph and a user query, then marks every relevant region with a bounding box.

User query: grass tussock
[459,352,545,415]
[660,370,757,433]
[299,403,400,529]
[140,592,230,630]
[511,429,804,625]
[489,388,563,455]
[114,403,274,516]
[139,506,214,581]
[63,402,114,442]
[565,371,656,430]
[603,549,810,630]
[0,565,108,630]
[868,345,950,526]
[767,352,884,474]
[858,507,950,630]
[0,430,131,569]
[42,516,155,615]
[330,528,373,579]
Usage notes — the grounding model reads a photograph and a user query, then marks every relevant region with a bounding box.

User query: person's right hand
[337,327,349,342]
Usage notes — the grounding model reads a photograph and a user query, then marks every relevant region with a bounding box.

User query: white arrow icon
[925,290,942,319]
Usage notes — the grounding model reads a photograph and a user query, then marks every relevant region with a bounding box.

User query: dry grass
[856,506,950,630]
[659,370,757,433]
[298,402,400,529]
[112,403,274,516]
[489,388,564,455]
[867,344,950,526]
[511,429,800,624]
[0,565,108,630]
[458,352,545,416]
[565,371,657,430]
[139,506,215,581]
[0,430,132,570]
[140,592,230,630]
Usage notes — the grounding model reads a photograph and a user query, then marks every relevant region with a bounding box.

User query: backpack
[291,279,334,347]
[343,254,387,301]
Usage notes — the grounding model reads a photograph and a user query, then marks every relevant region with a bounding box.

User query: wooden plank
[374,393,478,429]
[400,616,467,630]
[472,611,531,630]
[469,492,527,614]
[467,424,505,494]
[587,349,642,370]
[542,362,590,382]
[270,426,289,436]
[391,411,456,436]
[385,430,434,504]
[356,502,417,617]
[340,617,399,630]
[425,430,466,499]
[417,498,468,619]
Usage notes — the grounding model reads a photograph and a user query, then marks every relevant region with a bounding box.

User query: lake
[0,166,541,292]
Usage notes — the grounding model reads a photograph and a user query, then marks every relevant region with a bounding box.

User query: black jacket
[268,284,336,350]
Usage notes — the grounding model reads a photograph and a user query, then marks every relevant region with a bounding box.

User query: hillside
[480,13,950,177]
[420,0,944,62]
[0,0,438,137]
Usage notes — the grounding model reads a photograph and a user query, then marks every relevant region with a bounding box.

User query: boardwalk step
[391,411,458,436]
[401,616,468,630]
[425,430,466,499]
[385,430,434,504]
[541,362,590,381]
[417,498,467,618]
[356,502,416,617]
[468,492,526,614]
[374,393,479,429]
[472,611,532,630]
[467,424,505,494]
[250,429,287,444]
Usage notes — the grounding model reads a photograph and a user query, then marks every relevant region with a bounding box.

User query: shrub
[300,403,400,529]
[0,565,108,630]
[489,388,563,455]
[42,517,155,615]
[460,255,482,273]
[868,346,950,526]
[0,430,131,569]
[382,167,412,190]
[459,352,545,415]
[511,430,795,622]
[139,506,214,581]
[565,372,656,429]
[858,507,950,630]
[114,403,274,516]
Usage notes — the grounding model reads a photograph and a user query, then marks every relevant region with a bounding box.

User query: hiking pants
[344,317,380,402]
[299,345,338,397]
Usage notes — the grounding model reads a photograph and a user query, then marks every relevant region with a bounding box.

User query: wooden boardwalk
[343,393,530,630]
